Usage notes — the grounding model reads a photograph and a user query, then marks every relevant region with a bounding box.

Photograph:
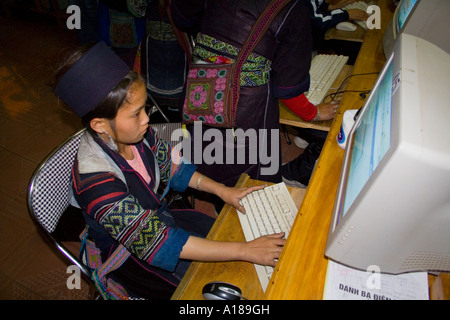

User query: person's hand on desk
[347,9,369,22]
[314,102,339,121]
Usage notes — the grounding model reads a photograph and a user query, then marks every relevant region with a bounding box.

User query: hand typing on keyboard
[223,184,267,214]
[190,172,266,214]
[315,101,340,121]
[347,9,369,22]
[236,182,299,290]
[343,1,375,29]
[180,174,287,289]
[243,233,286,267]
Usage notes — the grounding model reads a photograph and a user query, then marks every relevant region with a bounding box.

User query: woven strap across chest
[230,0,292,118]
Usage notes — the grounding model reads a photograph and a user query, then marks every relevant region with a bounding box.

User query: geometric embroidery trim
[101,194,167,261]
[194,33,271,87]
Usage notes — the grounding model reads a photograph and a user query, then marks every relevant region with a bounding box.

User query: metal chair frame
[27,128,99,297]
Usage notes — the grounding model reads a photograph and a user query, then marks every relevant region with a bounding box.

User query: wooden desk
[279,65,353,132]
[264,0,394,300]
[324,24,366,43]
[171,174,306,300]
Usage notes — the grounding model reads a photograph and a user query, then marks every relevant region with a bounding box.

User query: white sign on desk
[323,260,429,300]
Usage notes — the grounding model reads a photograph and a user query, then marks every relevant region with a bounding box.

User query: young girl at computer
[52,42,285,299]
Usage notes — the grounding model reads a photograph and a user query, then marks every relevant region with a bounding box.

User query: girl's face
[110,80,149,150]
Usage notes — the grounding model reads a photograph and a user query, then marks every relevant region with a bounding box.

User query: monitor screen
[340,60,393,220]
[397,0,418,31]
[326,33,450,274]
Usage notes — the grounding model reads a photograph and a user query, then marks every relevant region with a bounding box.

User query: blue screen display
[341,60,394,218]
[398,0,418,31]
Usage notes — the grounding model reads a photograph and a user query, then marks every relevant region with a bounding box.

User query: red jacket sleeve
[280,94,318,122]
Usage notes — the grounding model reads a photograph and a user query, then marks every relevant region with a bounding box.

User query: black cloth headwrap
[54,42,131,117]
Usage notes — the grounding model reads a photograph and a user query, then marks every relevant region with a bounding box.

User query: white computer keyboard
[237,182,298,291]
[342,1,375,30]
[306,54,349,105]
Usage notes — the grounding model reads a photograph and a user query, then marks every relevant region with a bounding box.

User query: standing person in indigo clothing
[136,0,190,120]
[170,0,338,192]
[52,42,285,299]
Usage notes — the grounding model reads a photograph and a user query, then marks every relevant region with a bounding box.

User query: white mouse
[336,22,357,31]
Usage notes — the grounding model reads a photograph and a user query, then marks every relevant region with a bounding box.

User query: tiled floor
[0,12,303,300]
[0,11,88,299]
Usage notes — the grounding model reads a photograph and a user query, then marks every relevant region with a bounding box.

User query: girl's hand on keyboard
[221,185,266,214]
[244,233,286,266]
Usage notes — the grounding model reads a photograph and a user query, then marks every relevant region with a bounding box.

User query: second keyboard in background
[306,54,349,105]
[342,1,376,30]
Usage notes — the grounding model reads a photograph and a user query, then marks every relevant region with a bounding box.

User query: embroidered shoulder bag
[179,0,292,128]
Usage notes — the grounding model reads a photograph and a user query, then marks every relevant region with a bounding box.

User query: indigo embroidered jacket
[71,129,196,272]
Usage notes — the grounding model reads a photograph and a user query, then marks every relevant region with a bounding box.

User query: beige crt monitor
[325,33,450,274]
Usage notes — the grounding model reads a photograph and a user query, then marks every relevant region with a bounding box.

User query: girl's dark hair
[52,45,144,134]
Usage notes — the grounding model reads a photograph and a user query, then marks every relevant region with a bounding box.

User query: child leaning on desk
[52,42,285,300]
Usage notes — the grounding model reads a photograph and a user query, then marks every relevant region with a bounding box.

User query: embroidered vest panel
[193,33,272,87]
